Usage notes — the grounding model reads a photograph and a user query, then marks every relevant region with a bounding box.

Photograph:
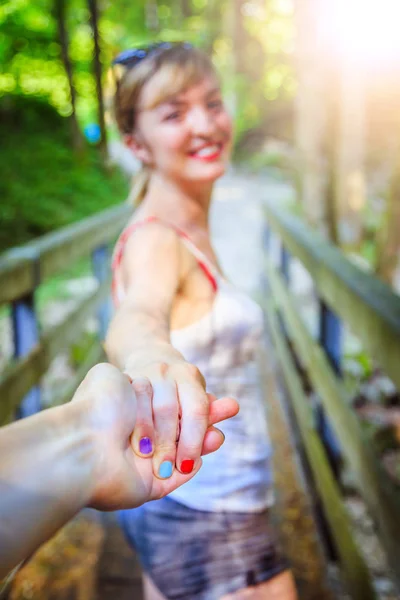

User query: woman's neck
[143,172,213,230]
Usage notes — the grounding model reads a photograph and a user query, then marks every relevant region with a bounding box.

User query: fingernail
[159,461,173,479]
[181,460,194,474]
[139,437,152,455]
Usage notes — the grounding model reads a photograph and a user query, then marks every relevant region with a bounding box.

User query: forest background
[1,0,400,289]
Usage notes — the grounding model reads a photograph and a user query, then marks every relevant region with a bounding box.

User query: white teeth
[194,145,219,157]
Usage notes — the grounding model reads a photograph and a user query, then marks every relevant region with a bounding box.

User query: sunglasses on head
[112,41,193,69]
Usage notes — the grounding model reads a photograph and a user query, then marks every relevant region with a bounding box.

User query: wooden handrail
[0,203,131,305]
[263,202,400,594]
[0,202,132,421]
[264,200,400,390]
[264,257,400,583]
[0,277,111,424]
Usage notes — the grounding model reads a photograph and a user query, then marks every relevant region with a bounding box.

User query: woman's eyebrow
[205,87,221,98]
[157,87,221,110]
[159,98,187,108]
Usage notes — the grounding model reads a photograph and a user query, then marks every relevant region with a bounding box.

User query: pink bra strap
[112,216,218,292]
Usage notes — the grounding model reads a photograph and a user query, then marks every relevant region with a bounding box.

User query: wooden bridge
[1,174,399,600]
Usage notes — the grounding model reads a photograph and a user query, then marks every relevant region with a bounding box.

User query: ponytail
[127,167,150,207]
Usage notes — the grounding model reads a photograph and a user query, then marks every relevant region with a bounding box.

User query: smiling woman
[104,43,298,600]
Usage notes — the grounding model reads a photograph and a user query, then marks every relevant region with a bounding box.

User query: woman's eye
[165,111,182,121]
[208,100,223,110]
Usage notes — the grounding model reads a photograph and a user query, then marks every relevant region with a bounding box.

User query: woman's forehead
[139,68,219,111]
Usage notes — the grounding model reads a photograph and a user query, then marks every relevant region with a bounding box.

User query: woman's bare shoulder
[120,218,186,300]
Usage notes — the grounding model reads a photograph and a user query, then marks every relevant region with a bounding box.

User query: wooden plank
[0,203,132,305]
[264,203,400,391]
[265,298,377,600]
[265,258,400,588]
[0,277,111,424]
[258,344,334,600]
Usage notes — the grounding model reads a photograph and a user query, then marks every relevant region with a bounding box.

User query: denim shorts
[119,497,289,600]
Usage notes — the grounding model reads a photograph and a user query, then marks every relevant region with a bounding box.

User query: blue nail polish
[159,461,173,479]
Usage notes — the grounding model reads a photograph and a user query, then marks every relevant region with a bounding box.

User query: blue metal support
[278,244,290,336]
[12,293,41,418]
[317,300,343,477]
[280,244,290,284]
[92,244,112,341]
[319,300,342,375]
[263,222,271,253]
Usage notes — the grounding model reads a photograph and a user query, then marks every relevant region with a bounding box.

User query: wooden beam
[265,297,376,600]
[264,258,400,587]
[0,204,131,305]
[264,203,400,390]
[0,278,111,424]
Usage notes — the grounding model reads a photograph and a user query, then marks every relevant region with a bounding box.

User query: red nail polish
[181,459,194,474]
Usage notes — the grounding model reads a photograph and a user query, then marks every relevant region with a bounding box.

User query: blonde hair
[113,44,218,206]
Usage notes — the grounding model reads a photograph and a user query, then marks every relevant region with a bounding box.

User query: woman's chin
[189,162,228,183]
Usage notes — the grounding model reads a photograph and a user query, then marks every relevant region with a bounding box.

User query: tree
[145,0,159,32]
[334,58,366,248]
[376,155,400,285]
[54,0,84,151]
[88,0,108,160]
[294,0,328,232]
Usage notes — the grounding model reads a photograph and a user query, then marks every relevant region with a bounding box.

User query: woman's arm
[105,223,186,370]
[105,223,237,479]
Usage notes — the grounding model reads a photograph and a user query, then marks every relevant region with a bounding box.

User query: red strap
[112,216,218,292]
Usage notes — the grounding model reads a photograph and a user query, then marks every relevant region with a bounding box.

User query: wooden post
[12,293,41,418]
[92,245,111,341]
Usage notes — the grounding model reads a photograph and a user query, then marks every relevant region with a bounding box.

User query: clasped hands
[73,362,239,511]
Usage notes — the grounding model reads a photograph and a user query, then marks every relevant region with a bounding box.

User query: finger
[130,378,154,457]
[152,379,179,479]
[176,381,209,475]
[201,426,225,456]
[208,396,239,427]
[151,458,203,499]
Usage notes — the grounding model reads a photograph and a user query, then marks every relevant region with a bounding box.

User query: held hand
[71,363,238,510]
[124,361,239,479]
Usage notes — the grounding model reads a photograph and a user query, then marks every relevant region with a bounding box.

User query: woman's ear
[124,134,152,165]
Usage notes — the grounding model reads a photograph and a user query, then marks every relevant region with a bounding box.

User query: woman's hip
[118,496,289,600]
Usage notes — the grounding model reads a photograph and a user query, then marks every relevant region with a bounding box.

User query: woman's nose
[188,107,216,136]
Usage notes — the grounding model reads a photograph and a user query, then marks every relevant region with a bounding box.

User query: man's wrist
[53,402,98,511]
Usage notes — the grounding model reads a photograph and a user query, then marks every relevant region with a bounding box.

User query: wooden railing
[0,203,132,425]
[262,201,400,600]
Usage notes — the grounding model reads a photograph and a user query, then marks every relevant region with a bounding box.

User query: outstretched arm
[105,223,238,480]
[0,363,233,578]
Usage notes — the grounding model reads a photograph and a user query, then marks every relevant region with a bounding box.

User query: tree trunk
[294,0,328,232]
[145,0,159,32]
[203,0,225,55]
[54,0,84,152]
[181,0,192,19]
[376,155,400,286]
[87,0,107,161]
[335,58,366,248]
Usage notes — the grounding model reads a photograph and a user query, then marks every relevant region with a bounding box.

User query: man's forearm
[0,403,95,578]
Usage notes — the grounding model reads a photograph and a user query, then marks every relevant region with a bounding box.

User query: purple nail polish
[139,437,152,454]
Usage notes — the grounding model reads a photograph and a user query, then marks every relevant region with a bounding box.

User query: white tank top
[112,217,273,512]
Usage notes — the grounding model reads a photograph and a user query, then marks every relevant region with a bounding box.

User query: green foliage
[0,94,129,252]
[0,0,298,257]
